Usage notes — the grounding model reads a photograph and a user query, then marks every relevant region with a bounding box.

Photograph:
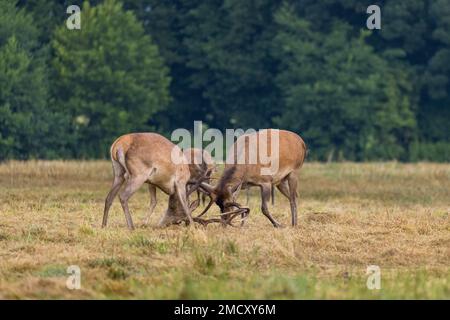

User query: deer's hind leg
[103,161,125,228]
[119,174,148,230]
[277,176,298,226]
[260,183,282,228]
[276,179,290,200]
[287,172,298,226]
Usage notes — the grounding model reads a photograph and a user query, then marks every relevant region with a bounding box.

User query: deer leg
[196,189,202,205]
[143,184,157,225]
[119,174,147,230]
[260,184,282,228]
[102,162,125,228]
[271,184,275,206]
[287,173,298,226]
[201,192,207,206]
[175,182,194,226]
[276,179,290,200]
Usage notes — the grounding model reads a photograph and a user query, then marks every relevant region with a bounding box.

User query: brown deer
[102,133,198,230]
[199,129,307,227]
[142,147,216,225]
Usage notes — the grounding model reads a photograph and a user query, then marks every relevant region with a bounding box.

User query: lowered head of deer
[158,190,199,227]
[198,129,307,227]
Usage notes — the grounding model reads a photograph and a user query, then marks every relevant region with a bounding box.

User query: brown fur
[103,133,193,229]
[141,148,216,225]
[203,129,307,227]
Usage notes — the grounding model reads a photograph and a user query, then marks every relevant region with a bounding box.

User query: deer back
[224,129,307,186]
[111,133,190,194]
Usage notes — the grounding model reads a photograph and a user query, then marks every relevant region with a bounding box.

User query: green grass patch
[36,265,67,278]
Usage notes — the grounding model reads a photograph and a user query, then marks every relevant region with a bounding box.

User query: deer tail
[300,140,308,168]
[116,146,130,179]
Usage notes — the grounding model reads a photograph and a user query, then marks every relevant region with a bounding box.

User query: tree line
[1,0,449,161]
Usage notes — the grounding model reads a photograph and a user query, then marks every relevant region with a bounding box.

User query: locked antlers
[191,181,250,227]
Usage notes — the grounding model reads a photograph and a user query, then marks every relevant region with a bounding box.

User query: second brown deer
[198,129,307,227]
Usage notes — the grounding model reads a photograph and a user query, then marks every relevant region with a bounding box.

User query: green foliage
[0,0,40,50]
[0,1,56,160]
[273,5,416,160]
[1,0,448,161]
[182,0,283,129]
[409,141,450,162]
[380,0,450,145]
[52,0,170,157]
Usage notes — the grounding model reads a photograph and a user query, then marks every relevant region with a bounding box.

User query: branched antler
[220,203,250,227]
[188,176,250,227]
[186,167,213,198]
[193,203,250,227]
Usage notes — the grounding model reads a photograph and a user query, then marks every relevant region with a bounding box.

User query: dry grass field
[0,161,448,299]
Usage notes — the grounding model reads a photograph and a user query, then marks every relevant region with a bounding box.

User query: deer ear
[189,199,200,211]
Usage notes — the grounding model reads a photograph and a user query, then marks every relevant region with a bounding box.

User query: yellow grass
[0,161,448,299]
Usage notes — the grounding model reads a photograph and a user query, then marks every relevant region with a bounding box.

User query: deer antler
[194,183,216,217]
[191,178,251,226]
[221,202,250,227]
[192,199,250,227]
[187,167,213,197]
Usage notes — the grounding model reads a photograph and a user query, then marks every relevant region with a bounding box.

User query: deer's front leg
[175,182,194,226]
[143,184,157,225]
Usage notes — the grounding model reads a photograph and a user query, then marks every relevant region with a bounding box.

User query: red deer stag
[199,129,307,227]
[102,133,199,230]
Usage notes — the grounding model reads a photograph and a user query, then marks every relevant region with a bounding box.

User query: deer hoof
[274,223,284,228]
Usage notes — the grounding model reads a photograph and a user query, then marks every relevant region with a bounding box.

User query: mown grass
[0,161,448,299]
